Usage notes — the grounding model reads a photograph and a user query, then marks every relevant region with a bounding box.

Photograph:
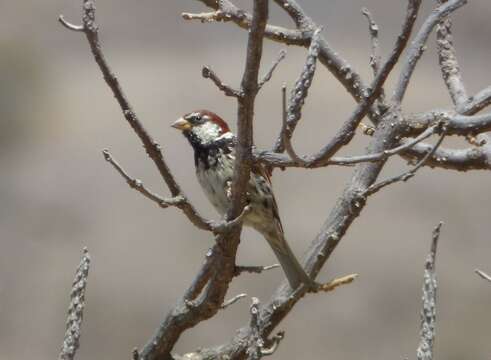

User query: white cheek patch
[192,122,222,144]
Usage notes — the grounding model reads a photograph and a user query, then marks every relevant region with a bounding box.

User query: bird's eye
[195,115,202,122]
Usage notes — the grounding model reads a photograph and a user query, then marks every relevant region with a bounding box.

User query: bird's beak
[171,118,192,131]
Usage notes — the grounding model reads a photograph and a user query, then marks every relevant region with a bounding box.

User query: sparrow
[172,110,313,289]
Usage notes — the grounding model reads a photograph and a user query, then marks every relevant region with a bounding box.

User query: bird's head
[172,110,230,145]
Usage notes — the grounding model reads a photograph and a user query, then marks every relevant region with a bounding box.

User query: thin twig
[185,1,305,45]
[202,66,242,97]
[436,0,468,109]
[475,269,491,283]
[392,0,467,104]
[272,28,321,153]
[58,15,84,32]
[460,86,491,115]
[266,119,440,168]
[102,149,186,209]
[416,222,442,360]
[311,273,358,293]
[258,49,287,89]
[362,8,381,78]
[60,0,213,232]
[58,248,91,360]
[235,264,280,276]
[304,0,423,167]
[227,0,269,219]
[221,293,248,309]
[365,131,446,196]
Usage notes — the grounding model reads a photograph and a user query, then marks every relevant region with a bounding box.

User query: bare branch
[102,149,214,231]
[61,0,214,235]
[269,0,421,169]
[402,141,491,171]
[186,0,305,45]
[102,149,186,209]
[202,66,242,97]
[392,0,467,104]
[260,121,440,168]
[407,110,491,136]
[436,1,468,108]
[365,130,446,196]
[416,222,442,360]
[272,28,321,153]
[58,248,91,360]
[475,269,491,283]
[303,0,422,167]
[140,1,270,358]
[460,86,491,115]
[228,0,268,219]
[258,49,287,90]
[362,8,382,80]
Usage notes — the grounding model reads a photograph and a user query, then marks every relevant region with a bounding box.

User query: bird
[171,109,313,289]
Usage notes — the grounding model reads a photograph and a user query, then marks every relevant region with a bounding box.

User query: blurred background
[1,1,490,359]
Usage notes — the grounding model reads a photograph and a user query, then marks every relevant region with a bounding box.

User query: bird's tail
[264,230,314,290]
